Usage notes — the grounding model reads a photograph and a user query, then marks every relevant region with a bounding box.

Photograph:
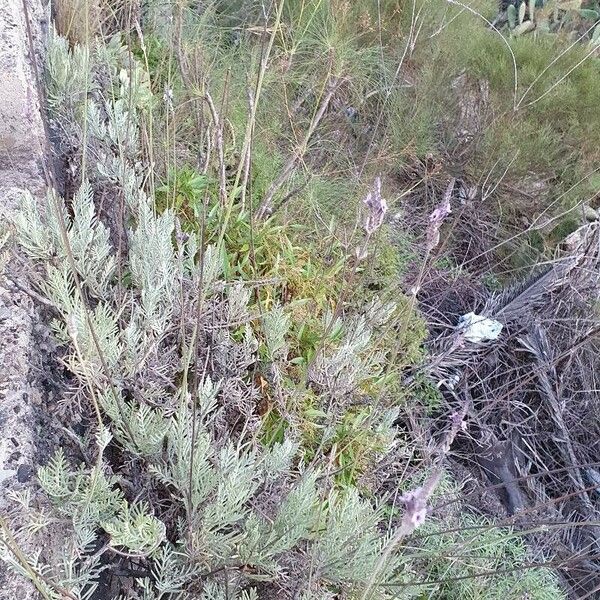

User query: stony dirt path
[0,0,49,597]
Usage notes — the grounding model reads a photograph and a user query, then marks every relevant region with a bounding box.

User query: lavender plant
[2,27,409,600]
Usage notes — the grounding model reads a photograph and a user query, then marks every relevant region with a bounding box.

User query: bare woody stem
[204,91,228,207]
[256,75,341,219]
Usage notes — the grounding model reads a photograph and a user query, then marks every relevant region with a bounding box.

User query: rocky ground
[0,1,54,597]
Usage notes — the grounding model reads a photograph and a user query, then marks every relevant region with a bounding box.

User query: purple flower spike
[425,177,455,252]
[364,176,387,234]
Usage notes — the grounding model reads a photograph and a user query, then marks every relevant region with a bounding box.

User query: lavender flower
[163,86,174,112]
[425,177,455,252]
[363,176,387,234]
[399,487,428,528]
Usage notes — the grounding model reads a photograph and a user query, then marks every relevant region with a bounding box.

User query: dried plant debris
[418,223,600,595]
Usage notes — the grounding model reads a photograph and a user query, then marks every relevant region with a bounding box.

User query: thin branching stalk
[444,0,518,110]
[50,188,138,447]
[231,0,285,213]
[516,19,600,109]
[204,90,228,206]
[256,74,341,219]
[521,43,600,108]
[361,402,468,599]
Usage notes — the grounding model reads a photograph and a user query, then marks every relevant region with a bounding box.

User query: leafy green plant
[156,165,209,215]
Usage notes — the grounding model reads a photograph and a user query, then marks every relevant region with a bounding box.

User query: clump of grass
[53,0,101,45]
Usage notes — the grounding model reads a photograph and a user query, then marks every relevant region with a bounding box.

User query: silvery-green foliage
[3,548,105,600]
[36,448,75,504]
[261,439,298,478]
[0,229,10,272]
[312,489,387,584]
[104,399,169,458]
[9,196,402,597]
[138,545,200,598]
[85,100,107,141]
[11,189,61,260]
[44,286,121,378]
[199,583,258,600]
[46,26,91,119]
[262,304,291,360]
[150,399,218,511]
[192,242,222,288]
[68,302,121,372]
[38,457,115,546]
[242,471,319,563]
[311,308,389,398]
[68,179,116,297]
[0,544,63,600]
[227,282,253,323]
[38,448,165,556]
[96,34,153,110]
[197,444,262,558]
[130,202,177,333]
[103,502,166,554]
[371,406,401,456]
[364,297,397,327]
[105,97,142,156]
[12,180,114,299]
[58,551,104,600]
[144,399,326,582]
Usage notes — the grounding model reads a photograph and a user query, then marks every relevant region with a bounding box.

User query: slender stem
[257,74,340,219]
[0,517,77,600]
